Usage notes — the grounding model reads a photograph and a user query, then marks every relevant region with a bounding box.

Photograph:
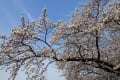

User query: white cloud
[13,0,33,20]
[23,9,33,20]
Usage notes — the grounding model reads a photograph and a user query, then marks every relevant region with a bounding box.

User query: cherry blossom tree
[0,0,120,80]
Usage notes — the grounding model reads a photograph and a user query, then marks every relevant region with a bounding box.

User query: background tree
[0,0,120,80]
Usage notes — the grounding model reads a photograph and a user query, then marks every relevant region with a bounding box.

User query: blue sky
[0,0,83,34]
[0,0,84,80]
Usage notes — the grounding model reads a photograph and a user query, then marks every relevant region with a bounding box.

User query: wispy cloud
[13,0,33,20]
[23,9,33,20]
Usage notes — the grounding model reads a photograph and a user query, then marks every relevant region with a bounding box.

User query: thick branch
[54,57,120,75]
[21,41,37,56]
[95,30,100,60]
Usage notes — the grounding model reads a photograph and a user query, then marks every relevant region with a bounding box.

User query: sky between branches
[0,0,85,80]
